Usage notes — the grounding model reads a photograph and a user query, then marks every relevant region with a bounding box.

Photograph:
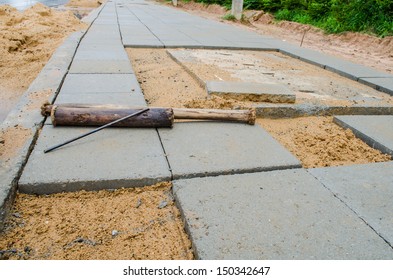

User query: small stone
[12,212,21,218]
[158,200,168,209]
[135,198,142,208]
[112,230,119,237]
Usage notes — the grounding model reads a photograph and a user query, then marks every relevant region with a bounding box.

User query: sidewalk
[1,0,393,259]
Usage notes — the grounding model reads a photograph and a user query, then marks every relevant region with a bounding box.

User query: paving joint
[307,169,393,250]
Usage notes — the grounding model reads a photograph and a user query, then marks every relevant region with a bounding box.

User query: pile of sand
[0,4,86,95]
[257,117,392,168]
[66,0,102,8]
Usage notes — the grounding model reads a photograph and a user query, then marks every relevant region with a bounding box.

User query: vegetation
[222,13,237,20]
[190,0,393,37]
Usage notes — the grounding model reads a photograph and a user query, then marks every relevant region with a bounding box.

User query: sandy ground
[127,48,252,109]
[0,182,193,260]
[172,1,393,75]
[257,117,391,168]
[66,0,102,8]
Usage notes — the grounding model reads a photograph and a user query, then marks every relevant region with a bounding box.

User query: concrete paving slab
[206,81,295,103]
[59,74,141,94]
[73,49,130,61]
[55,92,147,106]
[334,115,393,156]
[158,122,301,180]
[69,59,134,74]
[19,125,171,194]
[173,169,393,259]
[308,162,393,247]
[359,78,393,96]
[255,104,393,118]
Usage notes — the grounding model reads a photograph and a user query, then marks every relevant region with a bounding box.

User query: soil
[257,117,392,168]
[171,1,393,75]
[0,182,193,260]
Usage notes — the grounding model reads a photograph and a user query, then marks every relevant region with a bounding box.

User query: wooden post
[50,106,174,128]
[231,0,244,20]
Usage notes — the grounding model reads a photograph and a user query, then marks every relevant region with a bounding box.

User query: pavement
[2,0,393,259]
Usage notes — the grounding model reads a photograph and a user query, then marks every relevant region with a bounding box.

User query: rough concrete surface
[206,81,295,103]
[19,125,171,194]
[334,115,393,155]
[308,162,393,247]
[173,169,393,259]
[159,122,301,179]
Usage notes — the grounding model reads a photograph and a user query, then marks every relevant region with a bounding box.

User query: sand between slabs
[0,182,193,260]
[257,117,391,168]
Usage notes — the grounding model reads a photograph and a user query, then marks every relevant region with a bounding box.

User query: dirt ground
[127,48,253,109]
[257,117,391,168]
[0,182,193,260]
[172,1,393,75]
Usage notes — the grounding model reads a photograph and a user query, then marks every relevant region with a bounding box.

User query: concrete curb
[255,104,393,118]
[0,31,86,231]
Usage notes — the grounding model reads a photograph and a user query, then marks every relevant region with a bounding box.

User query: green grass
[222,13,237,21]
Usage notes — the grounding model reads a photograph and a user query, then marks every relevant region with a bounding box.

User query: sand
[66,0,102,8]
[127,48,252,109]
[257,117,392,168]
[0,182,193,260]
[0,4,86,94]
[0,125,32,162]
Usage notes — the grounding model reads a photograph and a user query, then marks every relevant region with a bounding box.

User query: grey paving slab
[69,59,134,74]
[206,81,295,103]
[158,122,301,180]
[123,40,164,48]
[325,62,392,81]
[59,74,141,94]
[308,162,393,247]
[55,92,147,107]
[334,115,393,156]
[173,169,393,259]
[73,49,130,61]
[359,78,393,96]
[19,125,171,194]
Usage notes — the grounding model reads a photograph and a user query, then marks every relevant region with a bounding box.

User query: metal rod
[44,108,150,153]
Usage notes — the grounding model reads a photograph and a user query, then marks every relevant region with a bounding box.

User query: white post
[172,0,178,7]
[231,0,244,20]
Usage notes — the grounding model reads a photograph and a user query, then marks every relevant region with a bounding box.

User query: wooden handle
[173,108,255,125]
